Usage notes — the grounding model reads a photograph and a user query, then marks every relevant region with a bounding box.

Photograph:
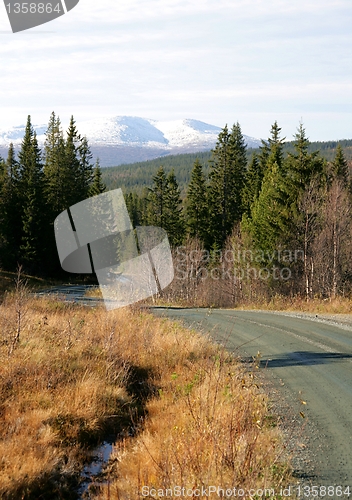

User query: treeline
[101,151,214,196]
[0,113,106,276]
[1,113,351,303]
[126,122,352,304]
[101,139,352,194]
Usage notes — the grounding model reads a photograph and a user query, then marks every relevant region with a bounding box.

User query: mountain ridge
[0,116,260,167]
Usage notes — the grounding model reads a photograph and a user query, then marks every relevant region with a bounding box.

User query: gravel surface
[264,310,352,331]
[250,358,323,485]
[154,308,352,492]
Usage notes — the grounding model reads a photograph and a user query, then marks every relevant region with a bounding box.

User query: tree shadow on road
[254,351,352,368]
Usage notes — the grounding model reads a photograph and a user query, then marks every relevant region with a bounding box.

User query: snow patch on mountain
[149,118,221,148]
[0,124,47,145]
[0,116,260,149]
[0,116,261,165]
[76,116,169,146]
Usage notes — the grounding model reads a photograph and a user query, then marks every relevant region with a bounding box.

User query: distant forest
[101,138,352,195]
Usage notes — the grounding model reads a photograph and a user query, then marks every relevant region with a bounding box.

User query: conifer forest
[1,115,351,305]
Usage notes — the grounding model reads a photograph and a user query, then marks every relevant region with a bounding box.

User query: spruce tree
[286,123,325,193]
[125,190,148,227]
[164,169,184,247]
[284,124,326,255]
[43,112,73,274]
[332,144,349,186]
[258,138,270,177]
[0,155,5,261]
[65,115,82,205]
[147,166,168,227]
[208,125,232,248]
[242,122,288,265]
[146,167,184,245]
[208,123,247,249]
[242,153,262,215]
[77,135,94,202]
[0,144,22,268]
[185,159,209,245]
[18,118,45,271]
[0,155,5,204]
[229,121,247,213]
[243,161,288,263]
[266,121,286,171]
[44,112,69,215]
[89,158,106,196]
[0,155,5,183]
[125,192,138,227]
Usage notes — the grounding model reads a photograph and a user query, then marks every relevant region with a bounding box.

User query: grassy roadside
[231,295,352,314]
[71,261,352,315]
[142,290,352,315]
[0,288,293,499]
[0,269,57,298]
[0,296,135,498]
[0,269,98,300]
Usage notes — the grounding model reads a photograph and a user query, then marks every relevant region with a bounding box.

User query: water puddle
[78,440,115,498]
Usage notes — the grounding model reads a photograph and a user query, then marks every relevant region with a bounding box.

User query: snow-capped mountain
[0,116,261,167]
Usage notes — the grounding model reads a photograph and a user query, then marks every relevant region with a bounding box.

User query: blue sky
[0,0,351,141]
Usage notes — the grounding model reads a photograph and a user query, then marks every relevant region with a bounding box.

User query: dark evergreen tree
[243,122,326,275]
[48,116,93,208]
[42,114,95,275]
[0,144,22,268]
[145,167,184,245]
[185,159,209,244]
[77,135,94,202]
[17,117,45,271]
[43,112,72,274]
[208,123,247,249]
[266,121,286,171]
[208,125,232,248]
[242,153,262,215]
[242,161,289,263]
[0,154,5,183]
[286,123,325,193]
[332,143,349,186]
[125,190,148,227]
[241,122,288,264]
[0,155,6,261]
[229,121,247,213]
[43,112,69,215]
[147,166,168,227]
[125,192,138,227]
[64,115,82,205]
[89,158,106,197]
[258,138,270,177]
[164,169,184,247]
[0,154,5,202]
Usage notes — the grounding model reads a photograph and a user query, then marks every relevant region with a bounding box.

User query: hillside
[101,150,213,195]
[101,140,352,194]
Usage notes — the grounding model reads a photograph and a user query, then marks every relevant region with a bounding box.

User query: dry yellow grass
[0,296,133,498]
[234,294,352,314]
[0,289,293,499]
[89,323,291,499]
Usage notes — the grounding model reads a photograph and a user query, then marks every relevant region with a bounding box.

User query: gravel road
[33,286,352,493]
[153,308,352,491]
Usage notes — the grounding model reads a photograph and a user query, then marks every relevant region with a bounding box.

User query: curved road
[153,308,352,487]
[34,286,352,488]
